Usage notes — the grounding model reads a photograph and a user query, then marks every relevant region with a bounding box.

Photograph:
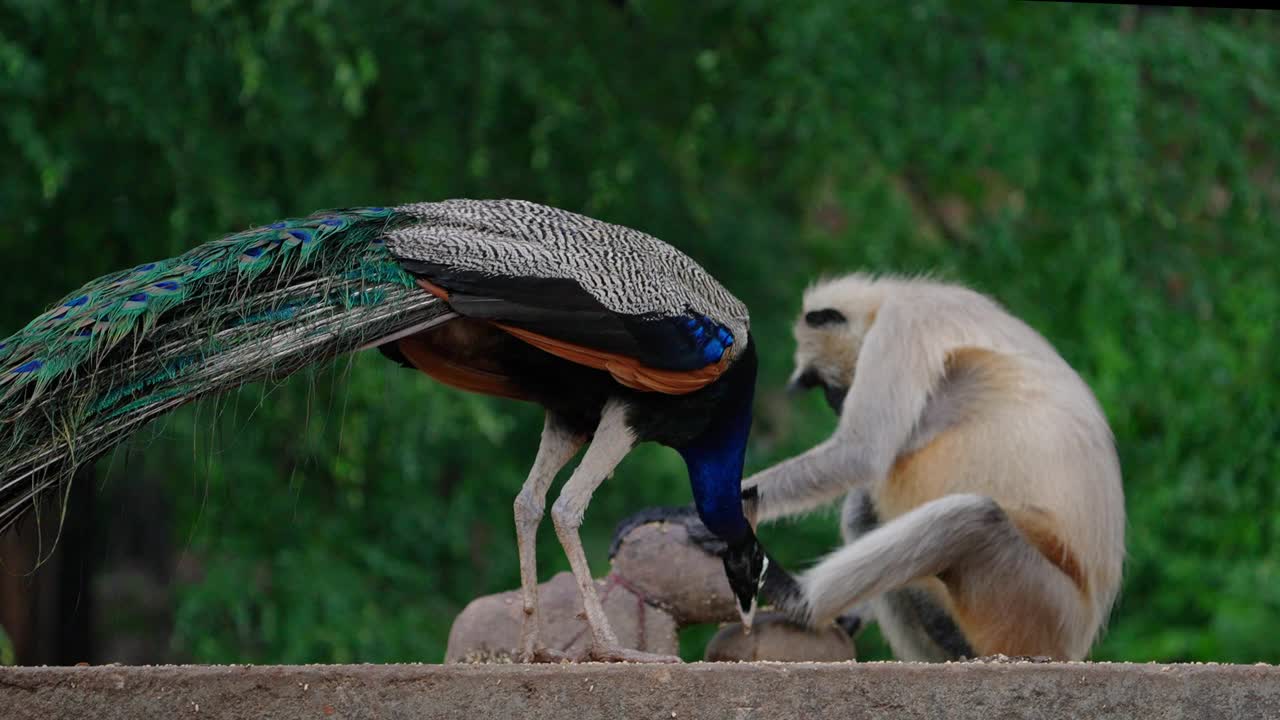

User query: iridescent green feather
[0,207,401,396]
[0,205,452,533]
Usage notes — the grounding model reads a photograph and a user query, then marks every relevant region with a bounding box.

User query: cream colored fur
[745,273,1126,660]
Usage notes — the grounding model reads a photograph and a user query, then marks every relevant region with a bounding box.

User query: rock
[444,571,678,663]
[608,518,739,626]
[703,613,856,663]
[447,509,853,664]
[11,661,1280,719]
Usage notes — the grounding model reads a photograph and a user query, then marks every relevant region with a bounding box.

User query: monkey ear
[804,308,847,327]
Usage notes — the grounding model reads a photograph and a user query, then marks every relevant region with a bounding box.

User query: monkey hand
[610,505,738,559]
[608,505,701,560]
[759,556,817,629]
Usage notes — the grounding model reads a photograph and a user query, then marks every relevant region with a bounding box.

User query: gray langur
[746,273,1125,661]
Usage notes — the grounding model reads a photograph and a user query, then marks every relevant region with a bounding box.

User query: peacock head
[721,526,768,632]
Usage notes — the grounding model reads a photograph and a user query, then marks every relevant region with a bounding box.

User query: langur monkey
[746,273,1125,661]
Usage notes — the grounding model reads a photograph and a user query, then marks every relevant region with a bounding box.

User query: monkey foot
[586,644,682,664]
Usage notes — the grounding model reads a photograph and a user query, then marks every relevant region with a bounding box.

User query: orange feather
[412,278,729,395]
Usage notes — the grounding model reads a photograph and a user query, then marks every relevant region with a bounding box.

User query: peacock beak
[739,594,758,634]
[737,553,769,634]
[723,535,766,635]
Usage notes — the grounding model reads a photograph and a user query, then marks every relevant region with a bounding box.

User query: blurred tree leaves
[0,1,1277,663]
[0,625,12,666]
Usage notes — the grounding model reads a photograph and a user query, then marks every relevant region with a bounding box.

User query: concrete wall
[2,660,1279,720]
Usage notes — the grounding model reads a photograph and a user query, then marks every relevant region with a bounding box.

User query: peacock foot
[520,646,576,664]
[585,644,682,664]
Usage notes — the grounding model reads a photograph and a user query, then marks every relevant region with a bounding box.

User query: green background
[1,2,1277,664]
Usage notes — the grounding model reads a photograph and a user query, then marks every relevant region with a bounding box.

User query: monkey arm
[741,438,860,523]
[745,300,948,526]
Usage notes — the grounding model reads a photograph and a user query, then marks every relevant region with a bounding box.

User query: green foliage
[0,625,12,666]
[1,1,1277,664]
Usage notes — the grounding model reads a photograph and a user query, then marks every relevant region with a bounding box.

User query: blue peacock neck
[677,338,757,544]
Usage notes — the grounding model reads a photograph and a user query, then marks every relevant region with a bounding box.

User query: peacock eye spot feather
[320,218,343,226]
[243,247,265,258]
[12,360,42,373]
[128,292,149,302]
[153,280,180,291]
[66,295,89,307]
[268,222,288,229]
[136,263,157,272]
[288,229,313,243]
[75,326,93,337]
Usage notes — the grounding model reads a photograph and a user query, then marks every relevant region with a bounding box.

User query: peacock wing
[385,200,750,395]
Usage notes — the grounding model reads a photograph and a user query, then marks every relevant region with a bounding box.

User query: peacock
[0,198,768,663]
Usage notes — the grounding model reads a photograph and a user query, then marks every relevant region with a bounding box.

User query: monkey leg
[512,412,586,663]
[775,493,1089,660]
[836,489,972,661]
[550,401,681,664]
[830,488,878,635]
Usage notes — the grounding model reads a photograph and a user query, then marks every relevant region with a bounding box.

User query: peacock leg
[514,412,586,663]
[550,401,682,663]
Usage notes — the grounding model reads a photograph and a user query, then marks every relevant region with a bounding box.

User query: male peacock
[0,199,767,663]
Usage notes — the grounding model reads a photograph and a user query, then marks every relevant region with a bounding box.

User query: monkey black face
[787,367,823,395]
[722,533,767,632]
[787,367,849,416]
[821,384,849,415]
[787,306,852,415]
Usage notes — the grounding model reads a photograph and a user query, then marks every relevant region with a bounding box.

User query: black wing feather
[397,260,713,371]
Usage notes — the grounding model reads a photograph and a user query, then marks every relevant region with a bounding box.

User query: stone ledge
[2,660,1278,720]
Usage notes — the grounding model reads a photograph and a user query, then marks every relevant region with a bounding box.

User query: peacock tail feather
[0,206,454,534]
